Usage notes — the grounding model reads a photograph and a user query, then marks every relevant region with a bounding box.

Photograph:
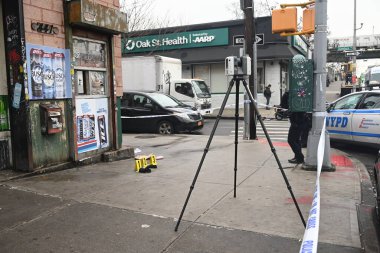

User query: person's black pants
[288,123,304,162]
[265,97,270,109]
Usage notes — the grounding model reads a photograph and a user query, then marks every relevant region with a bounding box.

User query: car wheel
[157,121,174,134]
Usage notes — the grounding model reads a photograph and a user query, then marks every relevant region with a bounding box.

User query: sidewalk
[0,133,376,252]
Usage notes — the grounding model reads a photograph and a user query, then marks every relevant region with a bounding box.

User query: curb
[353,156,379,253]
[0,146,135,183]
[333,150,379,253]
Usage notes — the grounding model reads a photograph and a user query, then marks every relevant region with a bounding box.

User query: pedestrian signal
[272,8,297,34]
[272,1,315,36]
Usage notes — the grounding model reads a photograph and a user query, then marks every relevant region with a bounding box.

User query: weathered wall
[29,101,70,168]
[23,0,68,168]
[114,34,123,96]
[23,0,65,48]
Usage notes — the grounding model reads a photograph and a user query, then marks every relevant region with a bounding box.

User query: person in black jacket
[263,84,272,110]
[280,91,306,164]
[288,111,306,164]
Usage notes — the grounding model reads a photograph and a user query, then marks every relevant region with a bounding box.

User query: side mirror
[326,103,334,113]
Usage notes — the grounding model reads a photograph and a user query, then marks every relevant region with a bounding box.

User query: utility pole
[304,0,332,170]
[352,0,363,90]
[352,0,357,89]
[242,0,257,139]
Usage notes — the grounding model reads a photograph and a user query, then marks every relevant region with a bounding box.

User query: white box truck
[121,55,212,115]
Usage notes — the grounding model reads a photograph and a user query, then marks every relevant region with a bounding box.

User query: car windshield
[148,93,181,108]
[370,74,380,85]
[192,81,211,98]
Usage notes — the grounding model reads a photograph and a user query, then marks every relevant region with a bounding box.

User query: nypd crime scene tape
[299,117,326,253]
[120,98,287,119]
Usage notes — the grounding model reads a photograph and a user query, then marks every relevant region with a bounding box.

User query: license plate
[197,121,203,126]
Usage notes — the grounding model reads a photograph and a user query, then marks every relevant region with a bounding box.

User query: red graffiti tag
[8,49,21,64]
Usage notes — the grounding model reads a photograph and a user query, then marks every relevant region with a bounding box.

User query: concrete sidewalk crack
[0,201,77,235]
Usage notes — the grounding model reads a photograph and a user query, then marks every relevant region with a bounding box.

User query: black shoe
[288,158,304,164]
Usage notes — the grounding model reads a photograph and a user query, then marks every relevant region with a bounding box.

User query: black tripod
[174,76,306,232]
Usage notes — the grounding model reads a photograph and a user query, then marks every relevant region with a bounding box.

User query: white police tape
[121,113,190,119]
[121,99,287,119]
[299,117,326,253]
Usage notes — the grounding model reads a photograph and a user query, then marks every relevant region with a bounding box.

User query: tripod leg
[174,79,236,232]
[242,80,306,228]
[234,79,240,198]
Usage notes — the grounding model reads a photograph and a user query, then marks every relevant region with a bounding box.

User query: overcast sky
[148,0,379,38]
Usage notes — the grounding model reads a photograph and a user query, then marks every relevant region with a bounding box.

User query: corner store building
[0,0,127,171]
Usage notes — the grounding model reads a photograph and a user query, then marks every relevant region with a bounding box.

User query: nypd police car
[326,91,380,147]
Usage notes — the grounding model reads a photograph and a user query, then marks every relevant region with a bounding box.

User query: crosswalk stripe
[233,120,290,142]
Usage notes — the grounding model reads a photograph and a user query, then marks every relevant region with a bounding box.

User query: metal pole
[304,0,332,170]
[234,80,240,198]
[352,0,357,89]
[242,0,257,140]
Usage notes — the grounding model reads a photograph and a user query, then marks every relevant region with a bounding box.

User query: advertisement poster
[0,95,9,131]
[76,98,109,154]
[26,44,72,100]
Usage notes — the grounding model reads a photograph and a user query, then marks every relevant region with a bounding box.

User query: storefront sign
[68,0,127,34]
[292,35,308,56]
[76,98,109,154]
[26,44,72,100]
[123,28,229,54]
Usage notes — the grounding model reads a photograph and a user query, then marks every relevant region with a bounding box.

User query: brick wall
[23,0,65,48]
[23,0,123,96]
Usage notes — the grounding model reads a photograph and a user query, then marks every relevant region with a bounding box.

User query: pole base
[302,163,336,172]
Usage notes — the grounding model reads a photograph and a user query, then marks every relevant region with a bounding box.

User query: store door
[72,35,112,158]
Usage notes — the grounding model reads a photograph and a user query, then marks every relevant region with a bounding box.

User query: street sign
[233,34,264,46]
[255,34,264,45]
[345,51,361,57]
[233,35,245,46]
[337,46,353,51]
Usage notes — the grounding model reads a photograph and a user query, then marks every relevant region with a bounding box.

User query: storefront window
[193,64,210,89]
[73,37,107,96]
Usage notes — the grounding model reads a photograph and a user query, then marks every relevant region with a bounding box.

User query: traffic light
[302,7,315,33]
[272,8,297,34]
[272,1,315,36]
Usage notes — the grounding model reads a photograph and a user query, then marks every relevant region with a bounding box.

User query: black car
[374,150,380,218]
[121,91,204,134]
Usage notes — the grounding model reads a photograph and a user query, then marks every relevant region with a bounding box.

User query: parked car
[374,150,380,219]
[121,91,204,134]
[326,91,380,147]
